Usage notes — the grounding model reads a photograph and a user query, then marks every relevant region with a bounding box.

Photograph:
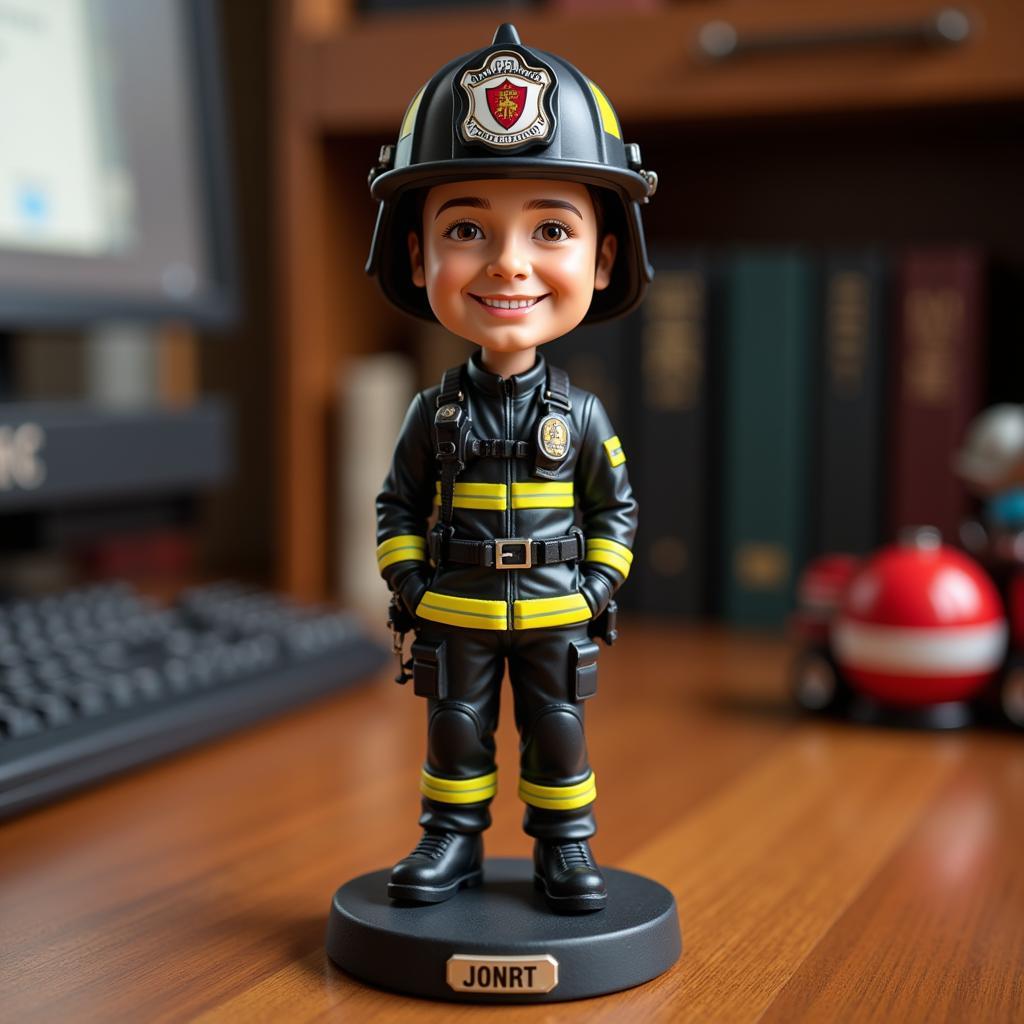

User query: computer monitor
[0,0,238,328]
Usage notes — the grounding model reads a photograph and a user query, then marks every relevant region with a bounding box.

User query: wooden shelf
[275,0,1024,602]
[304,0,1024,131]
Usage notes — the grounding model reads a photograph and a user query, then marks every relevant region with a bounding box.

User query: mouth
[470,293,549,317]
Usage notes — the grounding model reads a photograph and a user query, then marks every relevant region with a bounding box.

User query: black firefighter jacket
[376,351,638,632]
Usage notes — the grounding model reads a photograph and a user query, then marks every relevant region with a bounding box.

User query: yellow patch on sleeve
[602,435,626,468]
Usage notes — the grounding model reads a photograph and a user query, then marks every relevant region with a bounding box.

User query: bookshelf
[275,0,1024,601]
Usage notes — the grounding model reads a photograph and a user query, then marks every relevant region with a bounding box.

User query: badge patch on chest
[458,50,555,150]
[537,414,570,462]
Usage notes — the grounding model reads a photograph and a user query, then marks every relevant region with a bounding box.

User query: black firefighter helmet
[366,23,658,324]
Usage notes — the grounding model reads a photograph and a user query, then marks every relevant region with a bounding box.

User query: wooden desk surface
[2,624,1022,1022]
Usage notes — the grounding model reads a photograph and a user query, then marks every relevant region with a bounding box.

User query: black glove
[580,570,613,618]
[395,567,430,618]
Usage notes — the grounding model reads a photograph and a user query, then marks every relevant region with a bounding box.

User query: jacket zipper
[504,380,514,630]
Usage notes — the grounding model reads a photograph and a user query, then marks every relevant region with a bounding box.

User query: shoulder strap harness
[533,364,573,480]
[430,362,574,563]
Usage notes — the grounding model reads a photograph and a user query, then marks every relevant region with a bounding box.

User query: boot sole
[533,872,608,913]
[387,868,483,905]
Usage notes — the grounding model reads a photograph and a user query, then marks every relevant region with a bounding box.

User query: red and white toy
[792,528,1024,729]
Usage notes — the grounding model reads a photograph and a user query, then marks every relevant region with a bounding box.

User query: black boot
[533,838,608,913]
[388,829,483,904]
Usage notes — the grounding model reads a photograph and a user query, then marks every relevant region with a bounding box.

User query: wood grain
[311,0,1024,132]
[1,625,1020,1022]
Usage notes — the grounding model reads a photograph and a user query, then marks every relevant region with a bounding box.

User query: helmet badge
[459,50,555,151]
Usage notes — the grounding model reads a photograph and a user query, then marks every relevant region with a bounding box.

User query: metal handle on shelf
[697,8,972,61]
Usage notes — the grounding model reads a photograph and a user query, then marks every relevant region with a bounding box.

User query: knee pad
[427,702,487,775]
[521,704,587,780]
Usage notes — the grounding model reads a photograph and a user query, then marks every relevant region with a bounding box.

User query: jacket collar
[467,350,547,399]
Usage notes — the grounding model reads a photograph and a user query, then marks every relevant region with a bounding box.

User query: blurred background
[1,0,1022,631]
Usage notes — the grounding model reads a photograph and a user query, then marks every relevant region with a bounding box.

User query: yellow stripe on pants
[519,772,597,811]
[420,768,498,804]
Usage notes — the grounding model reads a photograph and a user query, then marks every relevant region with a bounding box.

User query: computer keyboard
[0,581,388,819]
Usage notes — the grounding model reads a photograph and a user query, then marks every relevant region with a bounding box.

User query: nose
[486,232,530,280]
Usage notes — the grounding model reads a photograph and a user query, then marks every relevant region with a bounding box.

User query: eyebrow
[524,198,584,220]
[434,197,490,219]
[433,197,585,220]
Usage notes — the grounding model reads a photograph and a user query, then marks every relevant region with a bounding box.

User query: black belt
[428,531,583,570]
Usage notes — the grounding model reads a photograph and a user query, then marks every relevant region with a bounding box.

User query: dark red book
[888,248,986,544]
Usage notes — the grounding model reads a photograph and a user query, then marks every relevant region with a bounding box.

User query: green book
[721,250,815,628]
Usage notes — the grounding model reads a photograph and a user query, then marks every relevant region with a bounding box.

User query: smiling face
[408,178,617,357]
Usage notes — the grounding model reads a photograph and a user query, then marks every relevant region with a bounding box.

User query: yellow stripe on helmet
[586,80,621,139]
[400,85,425,139]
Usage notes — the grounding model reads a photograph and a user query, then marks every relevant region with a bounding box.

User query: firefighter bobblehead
[368,24,657,914]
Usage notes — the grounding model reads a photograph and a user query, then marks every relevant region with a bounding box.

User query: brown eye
[443,221,482,241]
[535,222,570,242]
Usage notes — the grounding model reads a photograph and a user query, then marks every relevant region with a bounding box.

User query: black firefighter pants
[409,620,599,840]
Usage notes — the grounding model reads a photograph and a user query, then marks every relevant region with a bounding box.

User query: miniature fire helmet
[954,404,1024,492]
[366,23,658,324]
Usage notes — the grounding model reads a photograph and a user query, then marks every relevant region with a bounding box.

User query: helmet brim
[370,158,651,203]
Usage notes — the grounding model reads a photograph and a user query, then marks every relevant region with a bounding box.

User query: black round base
[326,857,681,1003]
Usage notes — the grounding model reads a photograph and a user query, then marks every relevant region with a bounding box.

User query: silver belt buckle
[495,537,533,570]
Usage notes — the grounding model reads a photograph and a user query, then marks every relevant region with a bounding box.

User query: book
[623,250,710,617]
[888,247,985,543]
[720,249,815,628]
[813,251,887,557]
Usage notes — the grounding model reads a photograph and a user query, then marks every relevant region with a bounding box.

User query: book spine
[888,248,985,543]
[721,250,815,627]
[627,252,709,617]
[814,251,887,556]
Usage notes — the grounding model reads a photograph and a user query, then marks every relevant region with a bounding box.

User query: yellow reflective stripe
[421,768,497,804]
[399,85,425,138]
[376,534,427,571]
[513,593,591,630]
[587,80,621,139]
[511,481,574,509]
[519,771,597,810]
[434,481,507,510]
[415,592,593,631]
[416,590,508,630]
[603,435,626,468]
[586,537,633,578]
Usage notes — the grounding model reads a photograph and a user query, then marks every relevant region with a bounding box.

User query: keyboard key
[0,704,43,739]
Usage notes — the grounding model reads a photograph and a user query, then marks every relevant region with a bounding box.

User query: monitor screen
[0,0,237,327]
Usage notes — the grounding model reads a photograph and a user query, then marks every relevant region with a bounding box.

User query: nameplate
[446,953,558,994]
